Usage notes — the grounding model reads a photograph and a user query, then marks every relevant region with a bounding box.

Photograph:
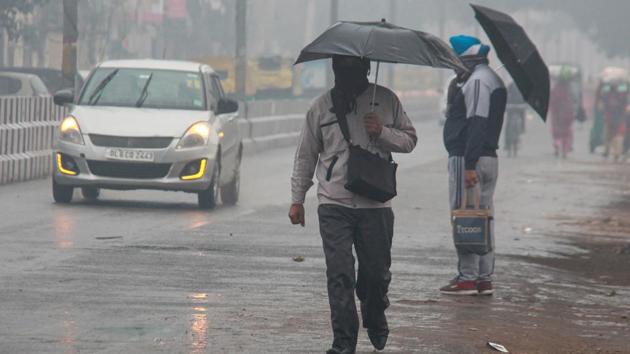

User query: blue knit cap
[449,35,490,57]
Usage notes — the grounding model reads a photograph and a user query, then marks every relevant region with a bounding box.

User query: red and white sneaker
[477,280,494,295]
[439,279,478,295]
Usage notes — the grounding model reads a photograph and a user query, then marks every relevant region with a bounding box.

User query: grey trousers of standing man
[318,204,394,351]
[448,156,498,281]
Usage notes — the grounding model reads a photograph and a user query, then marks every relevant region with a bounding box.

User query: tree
[0,0,48,40]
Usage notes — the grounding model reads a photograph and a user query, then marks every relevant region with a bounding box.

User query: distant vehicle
[52,59,242,209]
[0,67,86,94]
[254,56,294,98]
[0,72,49,97]
[196,55,296,98]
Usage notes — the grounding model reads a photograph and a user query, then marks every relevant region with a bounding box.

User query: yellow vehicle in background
[195,55,295,99]
[254,56,295,98]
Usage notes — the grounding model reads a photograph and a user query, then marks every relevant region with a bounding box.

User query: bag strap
[460,186,482,209]
[330,89,352,144]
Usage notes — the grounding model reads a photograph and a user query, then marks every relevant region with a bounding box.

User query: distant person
[504,82,527,157]
[289,55,417,353]
[549,69,576,158]
[441,35,506,295]
[602,82,629,161]
[624,105,630,159]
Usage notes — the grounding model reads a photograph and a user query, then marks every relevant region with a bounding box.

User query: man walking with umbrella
[440,35,507,295]
[289,19,465,352]
[289,55,417,353]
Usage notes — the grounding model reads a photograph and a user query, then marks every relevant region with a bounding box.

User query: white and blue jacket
[443,64,507,170]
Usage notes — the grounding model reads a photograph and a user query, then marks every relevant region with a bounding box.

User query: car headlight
[177,122,211,149]
[59,116,84,145]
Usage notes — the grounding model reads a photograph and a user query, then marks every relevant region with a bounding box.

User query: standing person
[504,82,526,157]
[441,35,506,295]
[289,55,417,354]
[623,104,630,160]
[549,70,576,158]
[602,82,629,161]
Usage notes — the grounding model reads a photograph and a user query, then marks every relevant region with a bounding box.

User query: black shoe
[326,347,354,354]
[367,328,389,350]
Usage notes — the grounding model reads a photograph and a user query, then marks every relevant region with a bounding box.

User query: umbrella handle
[371,61,380,112]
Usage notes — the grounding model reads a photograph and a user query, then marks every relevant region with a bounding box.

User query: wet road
[0,117,628,353]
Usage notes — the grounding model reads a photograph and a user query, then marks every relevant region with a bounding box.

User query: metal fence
[0,97,67,185]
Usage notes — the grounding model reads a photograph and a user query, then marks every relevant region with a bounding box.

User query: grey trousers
[318,204,394,351]
[448,156,498,282]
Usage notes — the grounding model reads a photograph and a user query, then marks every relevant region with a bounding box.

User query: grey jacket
[291,84,417,208]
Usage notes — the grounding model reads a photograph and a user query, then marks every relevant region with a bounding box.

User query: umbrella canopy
[471,4,549,121]
[295,20,466,72]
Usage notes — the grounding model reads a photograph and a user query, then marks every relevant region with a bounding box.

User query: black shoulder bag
[331,90,398,203]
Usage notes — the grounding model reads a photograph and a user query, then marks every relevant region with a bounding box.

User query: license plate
[105,149,155,162]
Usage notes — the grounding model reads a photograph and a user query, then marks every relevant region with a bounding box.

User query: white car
[52,59,242,209]
[0,71,49,97]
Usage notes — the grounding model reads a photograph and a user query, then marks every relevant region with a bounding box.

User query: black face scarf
[332,56,370,113]
[455,54,490,83]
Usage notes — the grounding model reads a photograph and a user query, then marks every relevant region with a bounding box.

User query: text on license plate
[105,149,155,162]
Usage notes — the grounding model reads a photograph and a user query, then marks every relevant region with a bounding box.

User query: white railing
[0,97,67,185]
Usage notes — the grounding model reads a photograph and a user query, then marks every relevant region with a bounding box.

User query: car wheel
[52,179,73,204]
[220,167,240,206]
[81,187,100,201]
[198,161,220,209]
[221,151,241,206]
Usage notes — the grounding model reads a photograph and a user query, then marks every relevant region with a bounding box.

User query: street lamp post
[62,0,79,92]
[235,0,248,99]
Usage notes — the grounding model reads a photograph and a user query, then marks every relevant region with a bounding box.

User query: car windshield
[79,68,206,110]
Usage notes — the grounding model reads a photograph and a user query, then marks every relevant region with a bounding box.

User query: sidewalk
[382,119,630,353]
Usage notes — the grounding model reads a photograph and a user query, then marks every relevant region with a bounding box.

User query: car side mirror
[216,98,239,114]
[53,89,74,106]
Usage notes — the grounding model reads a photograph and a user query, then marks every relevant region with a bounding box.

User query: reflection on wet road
[61,314,77,354]
[190,300,208,354]
[54,209,76,249]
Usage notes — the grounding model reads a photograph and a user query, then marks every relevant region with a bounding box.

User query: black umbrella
[471,4,549,121]
[295,20,466,109]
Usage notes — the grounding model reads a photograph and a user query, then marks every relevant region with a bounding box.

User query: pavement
[0,113,629,353]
